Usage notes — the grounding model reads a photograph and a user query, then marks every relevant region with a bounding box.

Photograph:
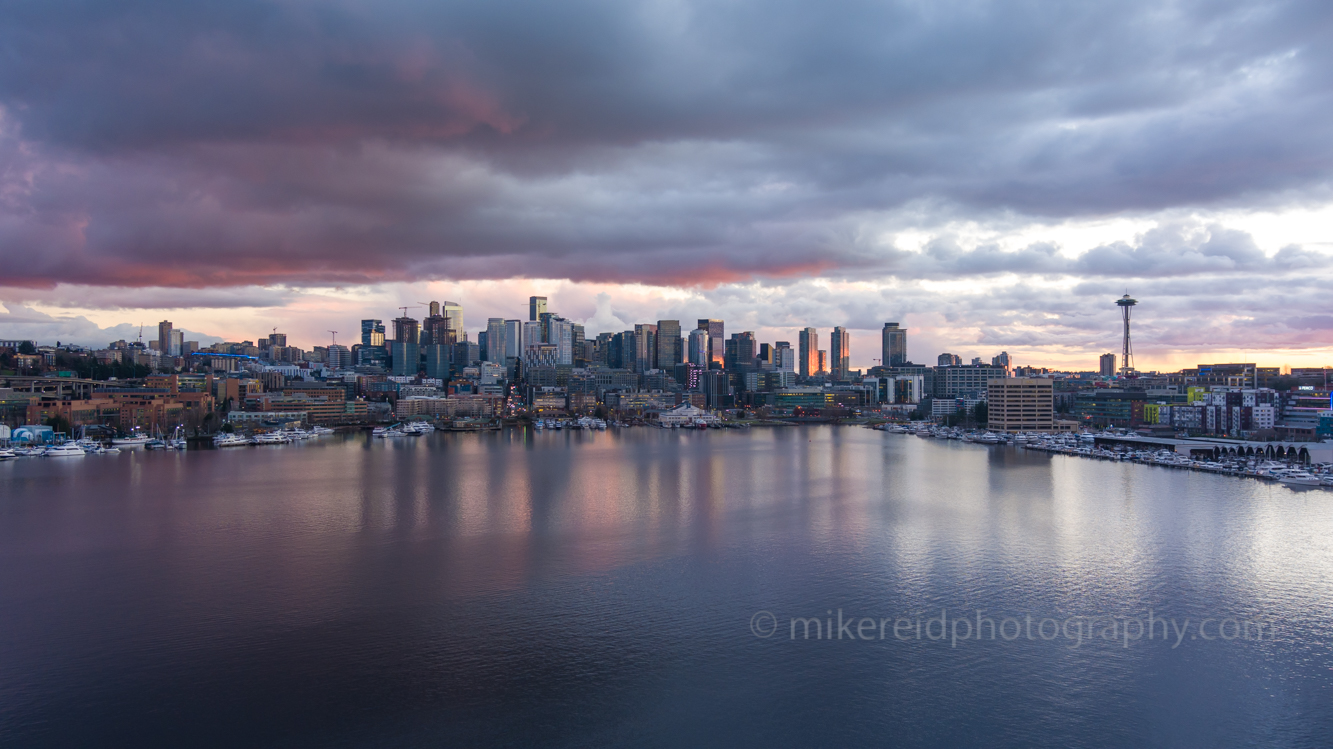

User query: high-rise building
[656,320,682,370]
[817,351,828,375]
[774,341,795,372]
[988,378,1054,432]
[552,318,574,366]
[881,323,906,367]
[725,332,756,371]
[424,344,450,381]
[391,340,420,377]
[505,320,524,360]
[992,351,1012,371]
[688,328,710,367]
[634,324,657,372]
[441,302,464,339]
[530,296,547,321]
[830,327,850,380]
[938,353,962,367]
[361,319,385,347]
[269,333,287,348]
[522,321,542,357]
[572,324,587,366]
[429,301,441,318]
[697,319,724,368]
[485,318,507,363]
[798,328,818,378]
[421,314,452,346]
[168,330,184,357]
[1099,353,1117,377]
[392,317,419,348]
[157,321,173,355]
[327,344,351,369]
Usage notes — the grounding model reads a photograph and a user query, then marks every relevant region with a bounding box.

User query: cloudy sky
[1,0,1330,369]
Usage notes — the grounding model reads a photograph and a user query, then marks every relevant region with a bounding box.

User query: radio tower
[1116,293,1137,376]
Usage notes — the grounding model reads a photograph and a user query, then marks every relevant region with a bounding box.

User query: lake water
[1,427,1331,747]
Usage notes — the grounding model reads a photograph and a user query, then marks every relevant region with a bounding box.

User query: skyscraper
[697,319,724,368]
[424,344,450,381]
[530,296,547,321]
[798,327,818,378]
[634,324,657,372]
[830,327,850,380]
[361,319,385,347]
[391,316,420,377]
[688,328,710,367]
[505,320,524,360]
[486,318,507,363]
[881,322,906,367]
[774,341,795,372]
[168,330,184,357]
[656,320,682,370]
[817,351,827,375]
[441,302,464,339]
[725,332,756,371]
[157,320,173,355]
[428,301,441,318]
[421,313,451,346]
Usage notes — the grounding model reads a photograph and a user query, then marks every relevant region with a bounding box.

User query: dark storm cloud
[0,0,1331,288]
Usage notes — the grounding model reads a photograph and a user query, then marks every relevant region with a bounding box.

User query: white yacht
[0,448,16,460]
[45,443,87,457]
[214,433,252,447]
[1279,471,1322,488]
[112,433,153,449]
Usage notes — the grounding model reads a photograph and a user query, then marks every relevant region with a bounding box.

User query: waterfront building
[798,328,818,377]
[987,377,1054,432]
[936,364,1008,398]
[881,323,906,367]
[1075,389,1147,428]
[830,327,850,381]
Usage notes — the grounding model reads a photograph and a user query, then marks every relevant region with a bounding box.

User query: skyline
[2,1,1332,369]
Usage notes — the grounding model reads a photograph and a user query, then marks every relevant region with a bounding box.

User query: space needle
[1116,293,1137,377]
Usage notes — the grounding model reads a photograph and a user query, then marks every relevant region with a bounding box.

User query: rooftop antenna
[1116,292,1138,377]
[137,323,143,344]
[328,331,338,345]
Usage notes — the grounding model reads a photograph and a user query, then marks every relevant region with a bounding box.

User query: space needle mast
[1116,293,1137,377]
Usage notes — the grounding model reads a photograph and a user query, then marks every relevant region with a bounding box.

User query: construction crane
[397,305,419,318]
[328,331,338,345]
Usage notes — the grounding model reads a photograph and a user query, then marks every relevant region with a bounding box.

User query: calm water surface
[1,427,1331,747]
